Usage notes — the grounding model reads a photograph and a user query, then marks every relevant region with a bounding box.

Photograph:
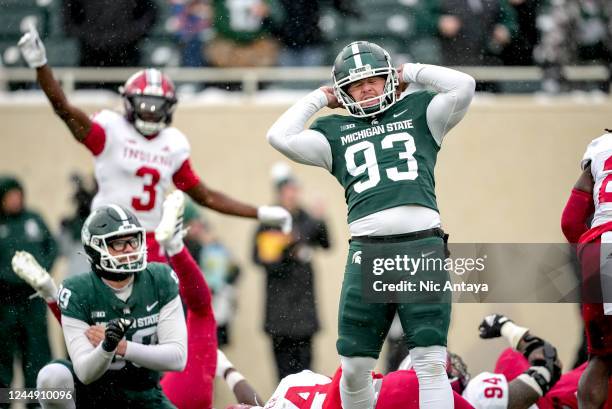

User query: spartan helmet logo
[352,250,363,264]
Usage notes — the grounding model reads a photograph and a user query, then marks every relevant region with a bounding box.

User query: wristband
[226,370,246,390]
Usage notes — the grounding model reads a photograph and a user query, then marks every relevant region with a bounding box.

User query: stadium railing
[0,66,609,95]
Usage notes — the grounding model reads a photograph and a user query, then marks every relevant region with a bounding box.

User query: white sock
[37,363,76,409]
[411,346,454,409]
[339,356,376,409]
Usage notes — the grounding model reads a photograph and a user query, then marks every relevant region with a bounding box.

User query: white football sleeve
[402,63,476,146]
[462,372,509,409]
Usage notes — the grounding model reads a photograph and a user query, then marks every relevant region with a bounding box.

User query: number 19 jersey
[310,91,439,224]
[87,110,197,231]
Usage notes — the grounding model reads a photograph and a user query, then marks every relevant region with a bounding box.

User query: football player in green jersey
[34,204,187,409]
[267,41,476,409]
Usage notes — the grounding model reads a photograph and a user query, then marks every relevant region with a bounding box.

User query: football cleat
[155,190,187,257]
[11,251,58,301]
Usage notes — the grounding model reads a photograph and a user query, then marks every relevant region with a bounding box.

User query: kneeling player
[15,204,187,408]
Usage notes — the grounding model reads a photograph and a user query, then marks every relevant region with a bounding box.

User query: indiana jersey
[58,262,179,390]
[582,132,612,228]
[86,110,198,231]
[263,369,474,409]
[310,91,439,223]
[462,372,510,409]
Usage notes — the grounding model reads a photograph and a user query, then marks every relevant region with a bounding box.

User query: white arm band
[62,315,115,385]
[266,89,333,171]
[123,296,187,372]
[402,63,476,145]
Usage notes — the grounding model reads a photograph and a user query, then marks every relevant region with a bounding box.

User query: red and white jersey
[264,370,332,409]
[583,133,612,228]
[462,372,510,409]
[82,110,200,231]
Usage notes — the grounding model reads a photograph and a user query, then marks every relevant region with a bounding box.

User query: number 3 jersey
[310,91,438,224]
[58,263,179,390]
[582,132,612,228]
[83,110,200,231]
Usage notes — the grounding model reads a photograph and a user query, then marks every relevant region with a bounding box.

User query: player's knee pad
[340,356,376,390]
[37,363,74,390]
[410,345,447,384]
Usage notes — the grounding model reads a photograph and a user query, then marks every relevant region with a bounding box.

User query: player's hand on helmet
[102,318,134,352]
[17,24,47,68]
[257,206,292,234]
[319,86,342,109]
[478,313,512,339]
[396,65,409,96]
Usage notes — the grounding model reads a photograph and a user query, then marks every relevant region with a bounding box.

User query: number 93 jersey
[57,262,180,390]
[582,132,612,228]
[89,110,193,231]
[310,91,439,224]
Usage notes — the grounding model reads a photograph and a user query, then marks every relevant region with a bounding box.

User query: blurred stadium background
[1,0,612,407]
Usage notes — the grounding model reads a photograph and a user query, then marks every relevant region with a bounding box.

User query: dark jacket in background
[0,177,58,300]
[253,208,329,338]
[62,0,158,66]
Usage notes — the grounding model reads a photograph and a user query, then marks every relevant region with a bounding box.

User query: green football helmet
[81,204,147,280]
[332,41,399,118]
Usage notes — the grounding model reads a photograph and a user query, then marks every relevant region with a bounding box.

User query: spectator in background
[58,173,96,278]
[0,176,58,408]
[269,0,360,67]
[417,0,518,67]
[183,198,241,347]
[169,0,213,67]
[501,0,540,66]
[252,163,330,381]
[535,0,612,93]
[62,0,158,67]
[205,0,279,67]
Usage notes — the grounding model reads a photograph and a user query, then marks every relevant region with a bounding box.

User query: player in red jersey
[17,26,291,264]
[561,130,612,409]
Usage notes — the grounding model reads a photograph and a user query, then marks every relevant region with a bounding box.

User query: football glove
[17,24,47,68]
[257,206,292,234]
[478,313,511,339]
[102,318,134,352]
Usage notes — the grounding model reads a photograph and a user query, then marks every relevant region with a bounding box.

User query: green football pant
[336,237,451,358]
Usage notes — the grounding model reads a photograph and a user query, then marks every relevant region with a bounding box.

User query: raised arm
[400,63,476,145]
[266,88,334,171]
[18,26,92,141]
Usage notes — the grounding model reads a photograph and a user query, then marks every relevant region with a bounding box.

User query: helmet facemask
[85,227,148,276]
[124,95,177,136]
[334,66,399,118]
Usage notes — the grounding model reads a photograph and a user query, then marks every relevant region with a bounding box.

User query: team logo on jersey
[341,123,356,132]
[352,251,362,264]
[25,219,41,240]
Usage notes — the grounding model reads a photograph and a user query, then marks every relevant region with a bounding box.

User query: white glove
[257,206,292,234]
[17,25,47,68]
[216,349,234,378]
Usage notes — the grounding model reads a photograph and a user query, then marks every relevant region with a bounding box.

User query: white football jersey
[264,370,332,409]
[90,110,192,231]
[582,133,612,228]
[462,372,509,409]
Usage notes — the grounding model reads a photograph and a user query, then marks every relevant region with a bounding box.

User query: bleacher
[0,0,441,69]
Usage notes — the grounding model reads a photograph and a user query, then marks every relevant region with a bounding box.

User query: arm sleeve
[402,63,476,146]
[123,296,187,372]
[266,89,333,171]
[62,316,115,384]
[81,122,106,156]
[172,159,201,191]
[561,188,594,243]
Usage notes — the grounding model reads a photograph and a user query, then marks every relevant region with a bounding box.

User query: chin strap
[94,268,133,282]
